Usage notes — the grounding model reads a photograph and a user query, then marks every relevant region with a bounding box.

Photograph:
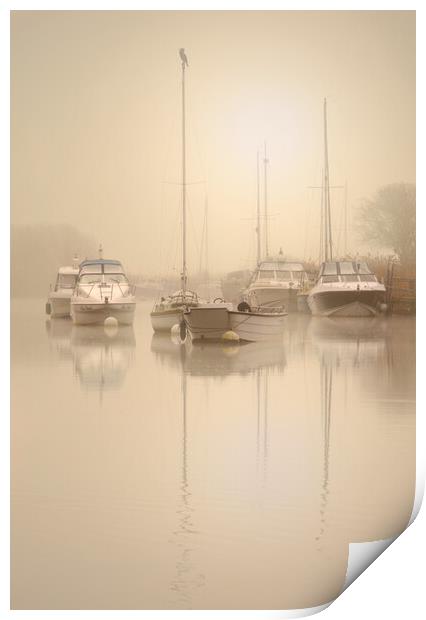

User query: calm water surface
[11,299,415,609]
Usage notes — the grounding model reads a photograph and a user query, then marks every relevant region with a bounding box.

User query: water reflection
[150,334,286,377]
[46,318,136,393]
[12,301,415,609]
[169,348,205,608]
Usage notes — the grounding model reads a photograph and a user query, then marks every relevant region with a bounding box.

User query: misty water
[11,299,415,610]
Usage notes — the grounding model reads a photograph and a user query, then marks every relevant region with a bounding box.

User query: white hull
[49,295,72,318]
[184,305,232,341]
[71,301,135,325]
[184,305,286,343]
[150,309,183,332]
[246,285,298,310]
[229,310,286,342]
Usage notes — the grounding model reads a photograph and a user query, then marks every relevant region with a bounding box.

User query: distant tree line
[11,224,97,297]
[356,183,415,266]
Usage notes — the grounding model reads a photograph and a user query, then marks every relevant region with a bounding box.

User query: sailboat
[183,148,287,342]
[307,100,386,317]
[242,145,308,312]
[150,49,201,332]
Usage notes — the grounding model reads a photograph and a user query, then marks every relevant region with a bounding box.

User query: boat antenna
[323,99,333,261]
[263,141,269,258]
[180,48,189,294]
[256,149,261,265]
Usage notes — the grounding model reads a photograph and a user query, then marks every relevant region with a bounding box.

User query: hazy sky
[11,10,415,276]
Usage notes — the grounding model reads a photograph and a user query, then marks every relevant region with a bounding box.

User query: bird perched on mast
[179,48,189,67]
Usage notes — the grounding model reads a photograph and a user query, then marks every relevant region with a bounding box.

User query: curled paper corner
[276,602,332,618]
[408,468,425,526]
[344,537,396,590]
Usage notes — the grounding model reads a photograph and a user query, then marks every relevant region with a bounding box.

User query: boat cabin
[54,266,79,291]
[252,260,306,283]
[318,261,379,284]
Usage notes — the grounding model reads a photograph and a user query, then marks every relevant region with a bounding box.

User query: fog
[11,11,415,280]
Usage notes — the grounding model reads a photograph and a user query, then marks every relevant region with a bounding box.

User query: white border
[3,2,423,618]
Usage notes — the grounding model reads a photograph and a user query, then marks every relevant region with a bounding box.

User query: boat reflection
[169,346,205,608]
[70,325,136,392]
[150,334,286,377]
[46,319,136,393]
[310,315,414,549]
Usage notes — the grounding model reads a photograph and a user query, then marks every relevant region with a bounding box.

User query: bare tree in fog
[356,183,415,265]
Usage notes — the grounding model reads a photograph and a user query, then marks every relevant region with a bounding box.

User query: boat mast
[180,49,188,293]
[263,141,269,258]
[323,99,333,261]
[256,150,261,265]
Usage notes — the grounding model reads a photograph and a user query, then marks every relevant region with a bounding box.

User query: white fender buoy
[104,316,118,328]
[222,330,240,342]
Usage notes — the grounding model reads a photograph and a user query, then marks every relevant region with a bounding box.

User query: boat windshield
[257,270,275,280]
[322,262,338,275]
[79,273,128,285]
[276,271,292,281]
[357,262,372,275]
[341,275,359,282]
[80,264,102,275]
[339,262,356,274]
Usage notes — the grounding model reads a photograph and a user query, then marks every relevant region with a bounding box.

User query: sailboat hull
[150,309,183,332]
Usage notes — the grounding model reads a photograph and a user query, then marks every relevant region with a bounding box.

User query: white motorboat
[71,256,136,326]
[244,257,308,311]
[46,258,79,318]
[184,300,287,343]
[306,99,386,317]
[151,49,201,332]
[307,260,386,317]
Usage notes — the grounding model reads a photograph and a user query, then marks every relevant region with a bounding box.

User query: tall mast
[180,50,188,293]
[323,99,333,261]
[256,150,261,265]
[263,141,269,258]
[344,180,348,257]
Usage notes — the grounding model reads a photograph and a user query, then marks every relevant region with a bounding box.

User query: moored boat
[71,257,136,326]
[307,260,386,317]
[46,257,80,318]
[244,257,308,311]
[150,48,201,332]
[184,301,287,343]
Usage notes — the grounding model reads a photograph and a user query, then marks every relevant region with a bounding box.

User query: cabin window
[342,275,359,282]
[323,263,338,275]
[57,274,77,288]
[339,262,356,274]
[322,275,340,283]
[276,271,292,281]
[257,270,275,280]
[359,274,377,282]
